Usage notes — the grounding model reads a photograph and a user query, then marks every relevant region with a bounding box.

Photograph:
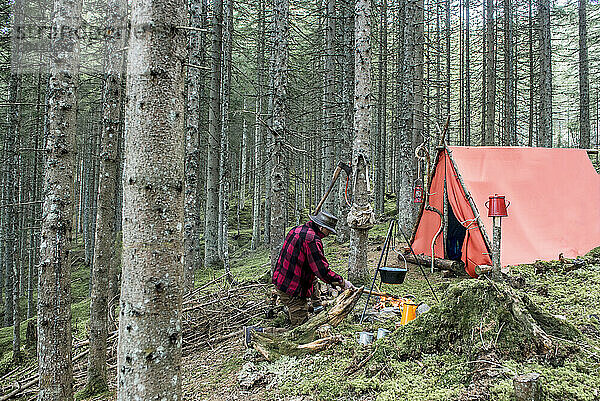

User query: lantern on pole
[485,194,510,274]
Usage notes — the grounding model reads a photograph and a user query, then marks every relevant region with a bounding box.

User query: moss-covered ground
[2,193,599,401]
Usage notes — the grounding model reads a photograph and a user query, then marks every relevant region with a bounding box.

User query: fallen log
[252,287,364,360]
[400,253,467,276]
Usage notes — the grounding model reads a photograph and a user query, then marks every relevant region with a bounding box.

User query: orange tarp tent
[411,146,600,277]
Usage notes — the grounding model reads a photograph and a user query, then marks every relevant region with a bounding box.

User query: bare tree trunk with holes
[38,0,82,398]
[538,0,552,147]
[251,0,265,250]
[85,0,126,393]
[116,0,186,397]
[348,0,373,286]
[579,0,590,149]
[269,0,289,272]
[184,0,202,292]
[205,0,223,270]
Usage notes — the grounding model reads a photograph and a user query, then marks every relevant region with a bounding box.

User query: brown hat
[309,210,338,235]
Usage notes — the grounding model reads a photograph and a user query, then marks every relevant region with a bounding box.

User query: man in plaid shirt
[272,210,355,327]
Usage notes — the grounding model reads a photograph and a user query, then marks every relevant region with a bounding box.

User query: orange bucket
[400,301,417,325]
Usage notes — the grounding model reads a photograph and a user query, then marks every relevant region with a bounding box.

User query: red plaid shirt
[272,221,343,298]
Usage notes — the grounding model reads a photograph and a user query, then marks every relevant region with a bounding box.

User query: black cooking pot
[379,266,408,284]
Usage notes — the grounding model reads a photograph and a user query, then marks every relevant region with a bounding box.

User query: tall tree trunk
[504,0,515,146]
[251,0,265,250]
[465,0,471,145]
[348,0,373,285]
[38,0,82,398]
[528,0,534,147]
[85,0,126,393]
[397,0,416,235]
[205,0,223,270]
[579,0,590,149]
[219,0,233,276]
[116,0,186,397]
[337,0,354,243]
[537,0,552,147]
[184,0,203,291]
[322,0,336,214]
[269,0,289,272]
[375,0,387,216]
[8,0,23,359]
[483,0,495,145]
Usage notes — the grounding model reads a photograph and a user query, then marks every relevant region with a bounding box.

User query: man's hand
[343,279,356,290]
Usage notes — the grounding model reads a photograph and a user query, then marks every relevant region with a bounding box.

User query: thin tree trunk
[116,0,186,397]
[184,0,203,291]
[538,0,552,147]
[85,0,126,393]
[337,0,353,244]
[528,0,534,147]
[322,0,335,214]
[220,0,233,276]
[205,0,223,270]
[579,0,590,149]
[465,0,470,145]
[504,0,515,146]
[269,0,289,272]
[348,0,373,285]
[484,0,495,145]
[251,0,265,250]
[38,0,82,398]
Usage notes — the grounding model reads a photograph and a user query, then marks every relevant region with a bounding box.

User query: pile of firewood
[0,273,270,400]
[182,272,271,351]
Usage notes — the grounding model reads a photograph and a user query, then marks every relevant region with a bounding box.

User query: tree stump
[513,372,542,401]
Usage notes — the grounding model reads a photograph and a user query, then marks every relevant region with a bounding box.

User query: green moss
[381,280,580,360]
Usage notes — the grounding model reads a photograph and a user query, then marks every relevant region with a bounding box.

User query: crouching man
[272,211,355,327]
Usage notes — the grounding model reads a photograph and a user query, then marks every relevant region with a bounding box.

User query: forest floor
[1,215,600,401]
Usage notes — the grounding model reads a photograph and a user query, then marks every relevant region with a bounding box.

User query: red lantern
[413,185,424,203]
[485,194,510,217]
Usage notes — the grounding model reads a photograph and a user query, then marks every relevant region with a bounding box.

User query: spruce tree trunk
[465,0,471,145]
[205,0,223,270]
[86,0,126,393]
[397,0,416,236]
[184,0,202,291]
[251,0,265,251]
[116,0,186,397]
[484,0,495,146]
[322,0,336,214]
[38,0,82,398]
[269,0,289,272]
[579,0,590,149]
[538,0,552,147]
[504,0,515,145]
[337,0,354,244]
[219,0,233,276]
[348,0,373,286]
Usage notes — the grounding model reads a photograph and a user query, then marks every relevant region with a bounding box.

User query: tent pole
[444,147,494,254]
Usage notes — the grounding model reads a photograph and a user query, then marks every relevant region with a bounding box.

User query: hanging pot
[379,266,408,284]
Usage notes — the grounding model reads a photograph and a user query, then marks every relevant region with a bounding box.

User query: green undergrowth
[0,246,92,376]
